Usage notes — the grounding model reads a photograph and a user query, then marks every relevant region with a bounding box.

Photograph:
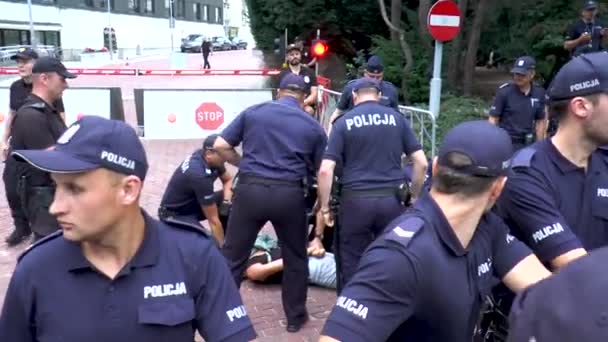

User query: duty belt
[238,174,303,187]
[341,187,396,199]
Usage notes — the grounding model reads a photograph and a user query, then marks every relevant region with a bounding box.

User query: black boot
[5,228,31,246]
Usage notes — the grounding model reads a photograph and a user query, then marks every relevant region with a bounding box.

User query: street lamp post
[26,0,37,49]
[107,0,113,60]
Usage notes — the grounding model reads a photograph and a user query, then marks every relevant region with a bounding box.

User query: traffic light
[311,39,328,58]
[274,35,286,57]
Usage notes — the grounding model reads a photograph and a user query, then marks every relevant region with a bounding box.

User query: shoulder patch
[17,230,63,263]
[161,216,211,238]
[384,216,424,248]
[510,147,537,168]
[498,82,510,89]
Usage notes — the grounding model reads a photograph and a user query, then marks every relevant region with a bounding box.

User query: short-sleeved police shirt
[566,19,606,57]
[324,100,421,190]
[0,212,257,342]
[160,149,226,217]
[321,194,531,342]
[495,140,608,263]
[278,66,317,96]
[9,78,65,112]
[220,96,327,181]
[10,95,67,186]
[336,79,399,112]
[489,83,546,136]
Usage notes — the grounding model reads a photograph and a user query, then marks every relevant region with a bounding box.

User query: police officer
[214,73,327,333]
[488,56,547,152]
[495,51,608,270]
[328,55,400,128]
[318,121,551,342]
[158,134,233,246]
[277,44,318,115]
[3,48,67,246]
[10,56,75,242]
[508,246,608,342]
[317,78,428,291]
[564,1,608,58]
[0,116,257,342]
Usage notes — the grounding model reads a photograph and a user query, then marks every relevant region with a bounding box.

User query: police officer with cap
[328,55,400,128]
[3,48,67,246]
[489,56,547,152]
[507,246,608,342]
[564,1,608,58]
[10,56,76,242]
[277,44,318,115]
[158,134,233,246]
[0,116,257,342]
[214,73,327,333]
[318,120,550,342]
[495,51,608,270]
[317,77,428,291]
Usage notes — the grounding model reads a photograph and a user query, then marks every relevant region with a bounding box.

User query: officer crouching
[488,56,547,152]
[10,56,76,242]
[158,134,233,246]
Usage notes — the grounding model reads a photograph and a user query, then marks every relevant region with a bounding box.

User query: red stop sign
[195,102,224,130]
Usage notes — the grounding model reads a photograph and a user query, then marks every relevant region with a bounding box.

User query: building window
[84,0,95,7]
[215,7,222,23]
[203,5,209,22]
[193,3,202,21]
[35,0,57,4]
[177,0,185,18]
[145,0,154,13]
[129,0,141,13]
[99,0,115,10]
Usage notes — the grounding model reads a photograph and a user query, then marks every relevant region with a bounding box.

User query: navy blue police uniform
[159,134,230,235]
[334,56,399,118]
[489,56,546,152]
[495,52,608,264]
[565,1,606,58]
[403,158,433,195]
[0,116,257,342]
[325,78,422,289]
[321,121,533,342]
[508,246,608,342]
[219,73,327,331]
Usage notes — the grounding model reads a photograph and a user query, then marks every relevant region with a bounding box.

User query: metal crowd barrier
[317,86,437,157]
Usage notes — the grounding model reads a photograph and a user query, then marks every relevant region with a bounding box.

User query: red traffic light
[311,40,328,58]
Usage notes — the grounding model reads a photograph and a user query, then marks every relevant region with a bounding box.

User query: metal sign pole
[27,0,37,49]
[315,28,320,77]
[428,40,443,119]
[169,0,175,56]
[107,0,113,60]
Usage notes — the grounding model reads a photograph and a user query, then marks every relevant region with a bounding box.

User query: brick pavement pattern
[0,51,337,341]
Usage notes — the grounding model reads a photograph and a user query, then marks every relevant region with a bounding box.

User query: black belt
[341,187,396,199]
[238,174,302,187]
[158,206,179,220]
[509,133,533,144]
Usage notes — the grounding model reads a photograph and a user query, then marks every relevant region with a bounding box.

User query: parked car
[181,36,203,53]
[230,37,248,50]
[181,34,202,45]
[212,37,232,51]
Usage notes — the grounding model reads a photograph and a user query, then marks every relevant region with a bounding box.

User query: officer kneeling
[318,121,550,342]
[0,117,257,342]
[159,134,233,246]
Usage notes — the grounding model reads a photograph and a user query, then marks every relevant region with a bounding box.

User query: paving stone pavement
[0,142,337,341]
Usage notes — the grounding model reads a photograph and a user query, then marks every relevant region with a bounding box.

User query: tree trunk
[379,0,414,104]
[390,0,402,43]
[463,0,490,96]
[417,0,432,50]
[446,0,469,92]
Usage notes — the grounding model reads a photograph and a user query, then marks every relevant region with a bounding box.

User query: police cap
[12,116,149,180]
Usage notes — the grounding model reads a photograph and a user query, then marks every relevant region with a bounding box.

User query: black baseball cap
[547,51,608,102]
[287,44,301,53]
[437,120,513,177]
[203,134,219,151]
[12,116,148,180]
[10,47,38,60]
[365,56,384,74]
[32,56,77,79]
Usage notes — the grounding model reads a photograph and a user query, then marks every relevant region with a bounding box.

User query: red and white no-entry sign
[427,0,461,42]
[195,102,224,130]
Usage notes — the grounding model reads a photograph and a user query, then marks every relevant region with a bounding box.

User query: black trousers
[202,52,211,69]
[159,190,230,237]
[23,184,60,238]
[2,158,30,235]
[222,181,308,324]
